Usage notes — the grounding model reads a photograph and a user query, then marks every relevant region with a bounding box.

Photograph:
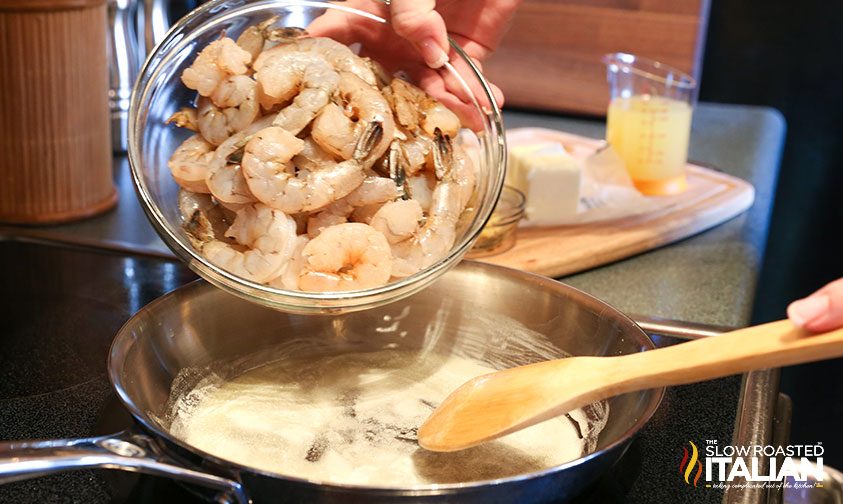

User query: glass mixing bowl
[128,0,506,314]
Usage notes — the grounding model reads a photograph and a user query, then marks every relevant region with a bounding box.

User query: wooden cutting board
[475,130,755,278]
[483,0,711,115]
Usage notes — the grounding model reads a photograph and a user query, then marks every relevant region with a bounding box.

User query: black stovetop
[0,241,741,503]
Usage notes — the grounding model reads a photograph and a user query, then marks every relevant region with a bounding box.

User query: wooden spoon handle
[608,320,843,393]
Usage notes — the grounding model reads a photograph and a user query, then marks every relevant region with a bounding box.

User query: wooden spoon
[418,320,843,452]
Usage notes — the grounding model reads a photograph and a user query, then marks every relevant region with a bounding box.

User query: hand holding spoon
[418,320,843,452]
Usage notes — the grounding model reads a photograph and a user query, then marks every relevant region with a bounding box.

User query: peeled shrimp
[306,176,401,238]
[254,37,376,87]
[306,200,353,239]
[196,76,260,146]
[268,234,309,290]
[255,52,340,134]
[452,143,477,212]
[400,132,433,175]
[208,113,278,179]
[178,190,234,241]
[386,78,461,138]
[293,137,336,172]
[311,72,394,163]
[298,223,392,292]
[420,101,461,138]
[404,172,435,212]
[242,122,383,214]
[181,38,251,97]
[344,176,402,206]
[234,16,297,64]
[389,131,462,277]
[370,199,423,245]
[349,203,384,225]
[187,202,297,284]
[168,135,214,193]
[206,163,255,208]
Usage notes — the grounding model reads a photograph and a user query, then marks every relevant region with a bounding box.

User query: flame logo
[679,441,703,487]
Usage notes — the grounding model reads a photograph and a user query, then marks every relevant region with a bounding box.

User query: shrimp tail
[352,120,384,162]
[265,26,308,42]
[386,140,408,199]
[184,209,214,249]
[432,128,454,181]
[166,108,199,131]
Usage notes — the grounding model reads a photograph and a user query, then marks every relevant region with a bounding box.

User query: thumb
[390,0,450,68]
[788,278,843,332]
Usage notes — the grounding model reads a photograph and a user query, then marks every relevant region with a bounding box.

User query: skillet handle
[0,430,249,504]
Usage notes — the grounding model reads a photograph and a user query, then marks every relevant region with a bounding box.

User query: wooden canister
[0,0,117,224]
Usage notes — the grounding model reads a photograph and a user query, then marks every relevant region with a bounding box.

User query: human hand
[307,0,522,124]
[787,278,843,332]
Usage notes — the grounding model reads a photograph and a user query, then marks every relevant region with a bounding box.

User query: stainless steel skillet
[0,262,662,503]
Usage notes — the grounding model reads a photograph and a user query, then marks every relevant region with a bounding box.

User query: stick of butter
[506,142,582,226]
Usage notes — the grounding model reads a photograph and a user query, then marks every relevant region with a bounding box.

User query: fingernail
[418,38,449,69]
[788,294,830,327]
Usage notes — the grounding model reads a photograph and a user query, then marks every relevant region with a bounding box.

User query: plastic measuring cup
[603,53,697,196]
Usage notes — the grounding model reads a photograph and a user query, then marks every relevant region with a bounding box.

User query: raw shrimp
[168,135,214,193]
[306,176,401,237]
[186,202,297,284]
[306,200,353,238]
[206,163,255,208]
[309,103,355,158]
[255,52,340,134]
[178,190,234,241]
[311,72,394,163]
[240,125,303,206]
[197,75,260,145]
[254,37,376,87]
[181,38,251,97]
[234,17,307,64]
[268,234,309,290]
[242,122,383,213]
[208,113,278,178]
[344,176,402,206]
[370,199,423,244]
[349,203,384,224]
[404,172,435,212]
[293,137,336,172]
[385,78,461,138]
[400,132,433,175]
[298,223,392,292]
[364,56,392,88]
[420,101,461,139]
[452,143,477,212]
[389,131,462,277]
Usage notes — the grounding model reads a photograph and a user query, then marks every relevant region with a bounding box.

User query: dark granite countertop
[1,103,786,327]
[0,102,787,504]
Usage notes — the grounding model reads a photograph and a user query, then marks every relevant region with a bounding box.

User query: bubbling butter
[168,350,598,487]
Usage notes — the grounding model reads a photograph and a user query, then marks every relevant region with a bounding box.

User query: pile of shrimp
[167,19,476,292]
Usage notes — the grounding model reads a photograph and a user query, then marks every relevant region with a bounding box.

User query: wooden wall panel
[484,0,710,116]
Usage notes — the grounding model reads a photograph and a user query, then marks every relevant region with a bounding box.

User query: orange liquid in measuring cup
[606,95,692,195]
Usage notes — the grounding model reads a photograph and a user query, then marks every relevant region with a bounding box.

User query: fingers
[390,0,450,68]
[787,278,843,332]
[416,70,484,132]
[490,83,505,108]
[306,0,387,43]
